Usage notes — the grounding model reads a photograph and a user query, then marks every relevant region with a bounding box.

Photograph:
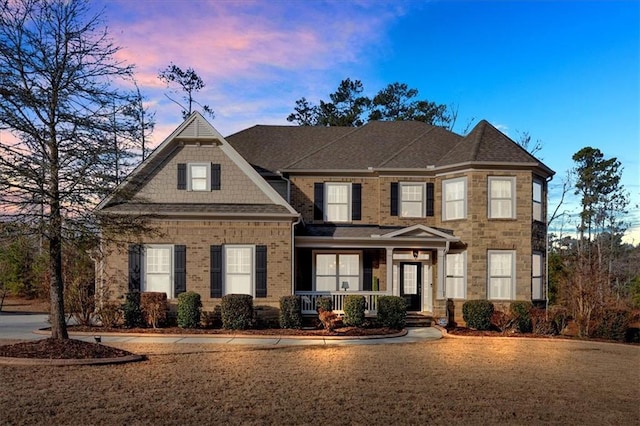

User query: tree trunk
[48,129,68,340]
[49,233,68,340]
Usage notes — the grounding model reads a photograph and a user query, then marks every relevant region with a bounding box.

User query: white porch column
[385,247,394,295]
[436,248,445,299]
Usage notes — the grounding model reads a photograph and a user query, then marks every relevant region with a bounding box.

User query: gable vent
[178,117,216,139]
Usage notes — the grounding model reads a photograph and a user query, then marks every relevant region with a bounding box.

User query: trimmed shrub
[377,296,406,329]
[140,292,168,329]
[177,291,202,328]
[510,301,533,333]
[96,301,122,328]
[592,308,632,342]
[343,295,366,327]
[279,296,302,329]
[221,294,254,330]
[315,296,333,312]
[123,292,143,328]
[462,300,494,330]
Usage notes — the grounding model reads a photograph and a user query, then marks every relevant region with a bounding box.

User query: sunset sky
[93,0,639,242]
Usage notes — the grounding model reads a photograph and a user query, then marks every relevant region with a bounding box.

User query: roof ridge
[378,126,436,167]
[470,120,487,160]
[281,125,362,169]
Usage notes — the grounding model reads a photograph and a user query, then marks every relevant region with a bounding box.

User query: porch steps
[405,313,433,327]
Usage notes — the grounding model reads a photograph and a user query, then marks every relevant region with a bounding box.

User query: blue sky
[96,0,639,242]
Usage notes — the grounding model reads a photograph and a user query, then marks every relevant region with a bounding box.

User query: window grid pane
[225,247,253,296]
[444,179,465,220]
[446,253,465,299]
[326,184,350,222]
[489,251,514,300]
[315,253,360,291]
[489,178,514,218]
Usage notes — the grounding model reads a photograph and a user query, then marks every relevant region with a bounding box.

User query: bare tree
[158,63,214,120]
[0,0,136,339]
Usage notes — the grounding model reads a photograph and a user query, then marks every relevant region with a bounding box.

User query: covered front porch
[293,224,461,315]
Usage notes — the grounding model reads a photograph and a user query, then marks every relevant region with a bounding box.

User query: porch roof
[295,224,460,248]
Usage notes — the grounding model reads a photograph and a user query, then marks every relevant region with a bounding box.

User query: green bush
[221,294,254,330]
[315,296,333,312]
[177,291,202,328]
[510,301,533,333]
[123,292,143,328]
[377,296,406,329]
[592,308,632,342]
[279,296,302,329]
[343,295,366,327]
[462,300,494,330]
[141,292,168,328]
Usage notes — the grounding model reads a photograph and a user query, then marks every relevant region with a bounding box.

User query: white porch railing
[296,291,391,315]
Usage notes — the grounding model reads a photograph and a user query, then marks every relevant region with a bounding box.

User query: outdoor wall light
[341,281,349,291]
[413,250,419,259]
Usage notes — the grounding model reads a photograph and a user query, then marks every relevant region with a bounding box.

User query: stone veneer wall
[99,219,293,312]
[289,169,543,324]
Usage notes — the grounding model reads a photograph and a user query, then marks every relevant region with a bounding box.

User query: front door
[400,262,421,311]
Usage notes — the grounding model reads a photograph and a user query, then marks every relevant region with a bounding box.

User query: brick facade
[100,220,293,312]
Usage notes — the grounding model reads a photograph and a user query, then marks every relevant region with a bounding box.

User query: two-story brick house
[97,112,553,322]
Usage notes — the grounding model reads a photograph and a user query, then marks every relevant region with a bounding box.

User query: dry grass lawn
[1,336,638,425]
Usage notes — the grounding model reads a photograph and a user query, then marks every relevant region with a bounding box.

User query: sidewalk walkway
[0,313,442,346]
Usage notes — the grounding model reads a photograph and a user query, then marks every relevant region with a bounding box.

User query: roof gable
[378,224,459,241]
[438,120,552,174]
[97,113,297,216]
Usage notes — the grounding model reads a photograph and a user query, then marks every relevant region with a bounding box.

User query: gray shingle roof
[226,120,553,176]
[100,203,295,216]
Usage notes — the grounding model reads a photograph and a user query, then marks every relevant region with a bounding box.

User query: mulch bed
[0,338,134,359]
[67,324,401,337]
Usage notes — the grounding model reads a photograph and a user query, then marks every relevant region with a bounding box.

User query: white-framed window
[188,163,211,191]
[225,245,254,296]
[445,252,466,299]
[533,179,543,222]
[143,245,173,297]
[315,252,360,291]
[488,177,516,219]
[442,177,466,220]
[325,183,351,222]
[488,250,515,300]
[400,183,425,217]
[532,252,543,300]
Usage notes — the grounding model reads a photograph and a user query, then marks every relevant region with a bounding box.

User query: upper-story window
[314,182,361,223]
[488,177,516,219]
[177,162,221,191]
[400,183,425,217]
[391,182,434,218]
[189,163,210,191]
[533,179,543,222]
[442,177,466,220]
[326,183,350,222]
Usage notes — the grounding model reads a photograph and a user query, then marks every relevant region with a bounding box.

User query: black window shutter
[177,163,186,190]
[211,163,221,190]
[314,182,324,221]
[362,250,373,291]
[426,182,435,217]
[390,182,399,216]
[128,244,142,292]
[255,245,267,298]
[352,183,362,221]
[210,245,223,298]
[174,245,186,296]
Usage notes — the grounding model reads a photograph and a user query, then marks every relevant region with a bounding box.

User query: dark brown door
[400,262,421,311]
